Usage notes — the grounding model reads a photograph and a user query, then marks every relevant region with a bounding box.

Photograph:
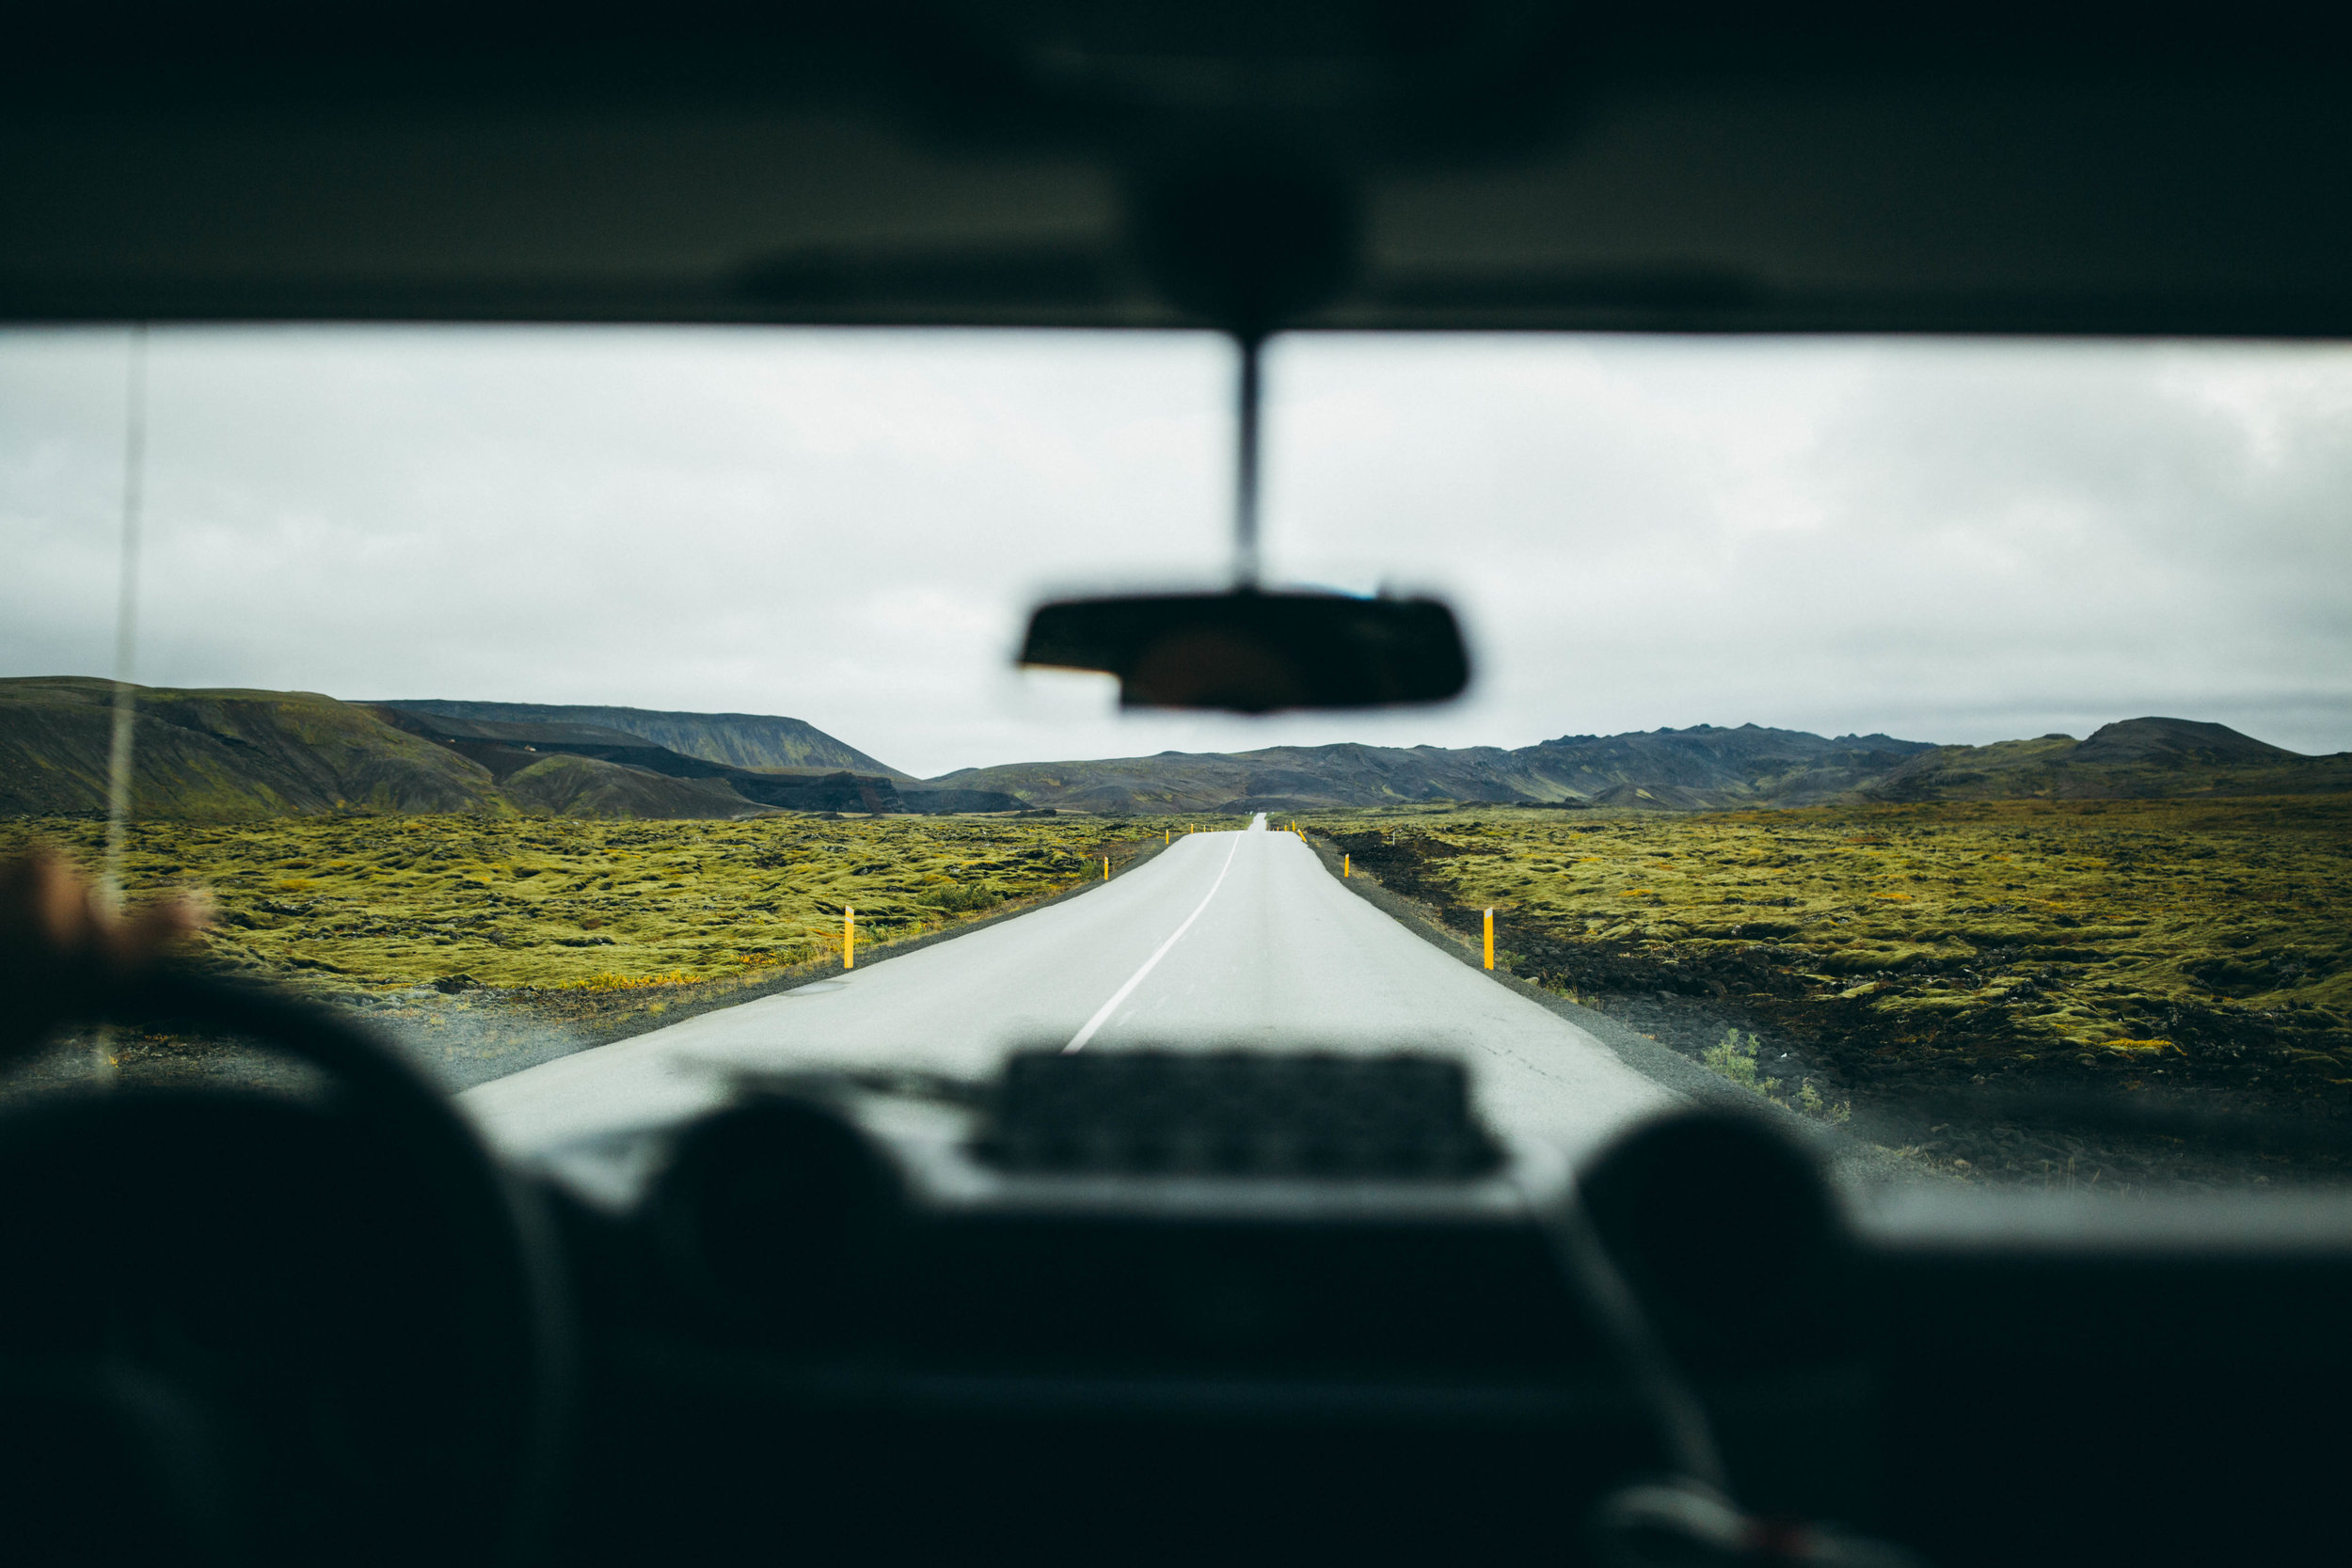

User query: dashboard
[505,1052,2352,1567]
[6,987,2352,1568]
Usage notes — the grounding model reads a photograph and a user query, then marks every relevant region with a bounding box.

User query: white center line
[1062,830,1246,1053]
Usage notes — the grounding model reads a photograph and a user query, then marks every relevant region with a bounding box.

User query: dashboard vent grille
[978,1050,1501,1178]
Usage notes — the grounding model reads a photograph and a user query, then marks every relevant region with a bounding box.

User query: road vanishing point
[463,815,1677,1160]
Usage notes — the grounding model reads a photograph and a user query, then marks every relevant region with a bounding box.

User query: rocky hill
[928,724,1940,814]
[0,677,504,817]
[0,679,927,820]
[1513,725,1937,808]
[1865,718,2352,801]
[930,719,2348,813]
[373,698,909,779]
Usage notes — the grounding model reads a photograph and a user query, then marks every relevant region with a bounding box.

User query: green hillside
[0,679,923,822]
[0,677,504,817]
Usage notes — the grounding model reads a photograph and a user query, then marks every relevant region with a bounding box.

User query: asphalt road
[461,816,1677,1160]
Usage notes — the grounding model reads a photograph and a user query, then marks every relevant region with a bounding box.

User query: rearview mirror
[1018,590,1470,713]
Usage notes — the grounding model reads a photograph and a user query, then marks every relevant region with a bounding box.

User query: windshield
[3,326,2346,1195]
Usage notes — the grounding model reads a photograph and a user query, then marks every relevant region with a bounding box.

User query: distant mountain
[0,678,934,820]
[9,679,2338,822]
[373,699,909,779]
[1865,718,2352,802]
[0,676,504,817]
[931,719,2347,813]
[929,725,1941,814]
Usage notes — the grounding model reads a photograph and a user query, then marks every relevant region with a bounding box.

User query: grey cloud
[3,325,2348,775]
[1267,336,2352,755]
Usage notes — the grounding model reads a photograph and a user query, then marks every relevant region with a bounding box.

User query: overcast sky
[4,325,2348,777]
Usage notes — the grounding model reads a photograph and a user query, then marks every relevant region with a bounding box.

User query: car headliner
[7,3,2352,337]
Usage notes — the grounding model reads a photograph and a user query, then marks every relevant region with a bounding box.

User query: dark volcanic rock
[371,706,905,816]
[899,786,1025,814]
[373,698,907,778]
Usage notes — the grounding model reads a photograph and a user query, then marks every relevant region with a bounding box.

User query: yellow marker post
[1343,853,1350,878]
[1483,908,1494,971]
[1103,856,1110,881]
[1164,828,1169,844]
[844,907,855,970]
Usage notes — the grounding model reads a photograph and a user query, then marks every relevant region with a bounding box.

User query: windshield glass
[4,326,2346,1195]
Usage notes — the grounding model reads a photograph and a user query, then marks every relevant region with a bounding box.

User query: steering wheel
[0,970,572,1567]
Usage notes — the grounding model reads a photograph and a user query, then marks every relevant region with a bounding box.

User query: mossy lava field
[4,812,1151,997]
[1314,798,2352,1117]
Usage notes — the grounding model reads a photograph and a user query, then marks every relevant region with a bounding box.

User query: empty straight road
[462,815,1677,1160]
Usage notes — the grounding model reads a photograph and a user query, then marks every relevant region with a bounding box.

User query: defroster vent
[977,1050,1501,1178]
